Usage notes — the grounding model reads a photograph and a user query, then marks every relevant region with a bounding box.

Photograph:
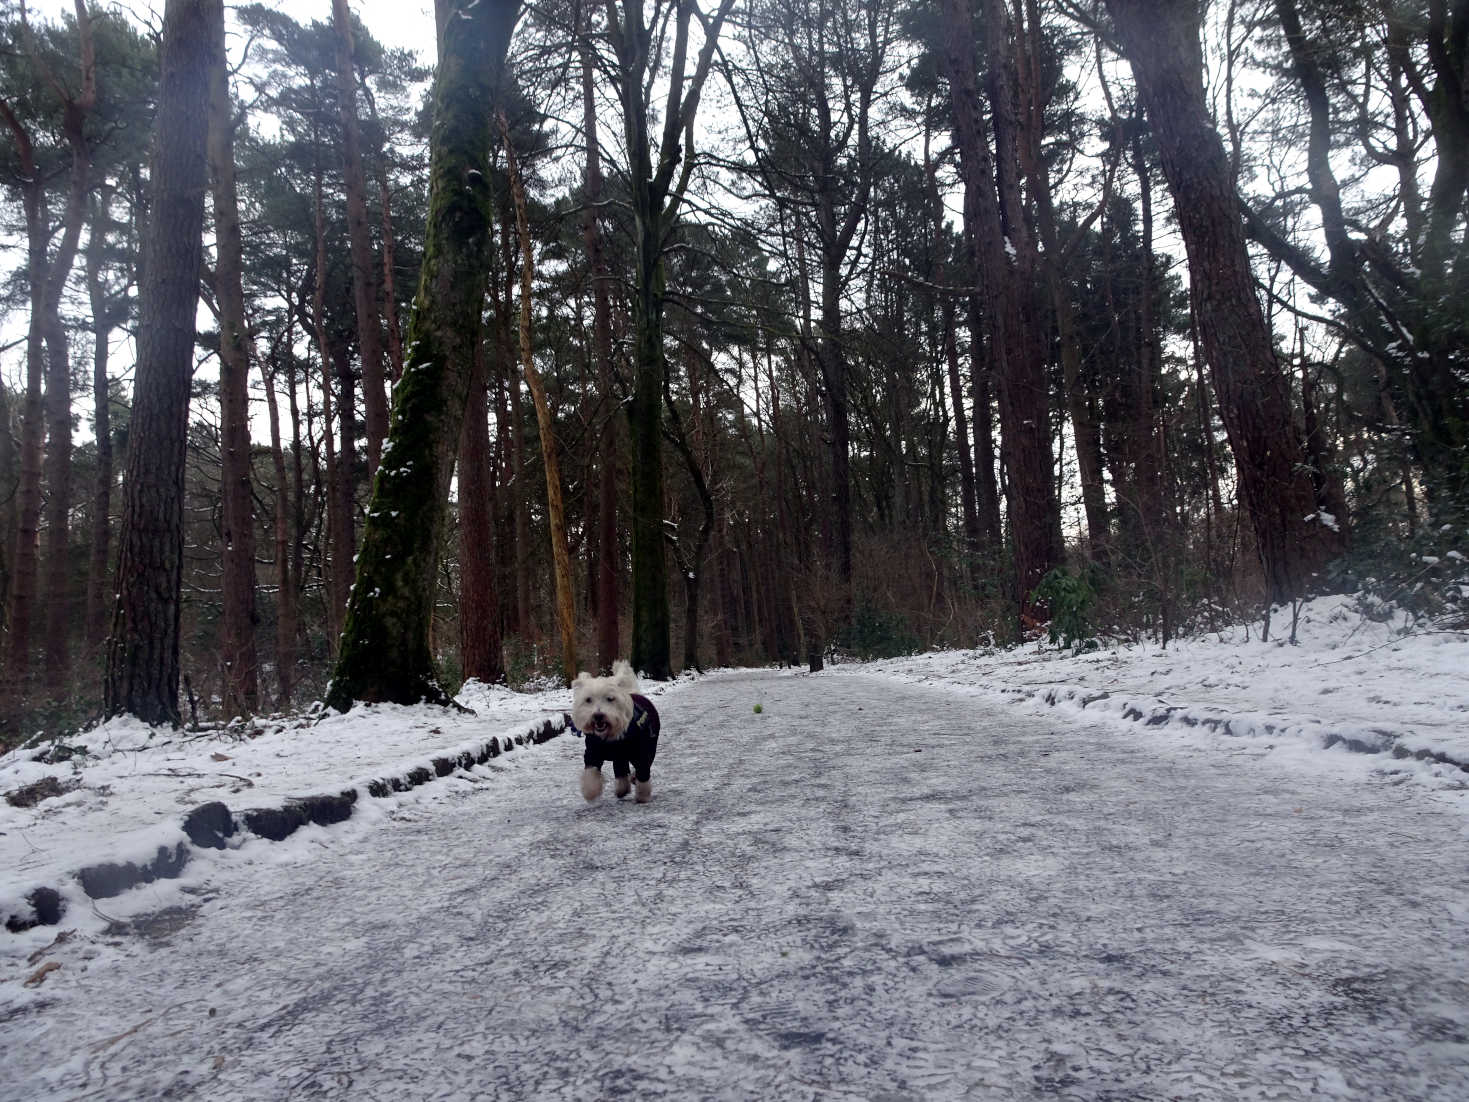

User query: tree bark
[206,0,260,716]
[105,0,214,726]
[326,0,520,710]
[1106,0,1345,602]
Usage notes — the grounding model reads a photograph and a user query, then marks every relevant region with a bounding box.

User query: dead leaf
[26,928,76,966]
[24,961,61,987]
[90,1017,153,1052]
[211,752,232,762]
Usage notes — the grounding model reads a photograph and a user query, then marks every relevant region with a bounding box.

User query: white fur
[634,779,652,804]
[580,766,604,802]
[570,660,639,742]
[614,774,632,799]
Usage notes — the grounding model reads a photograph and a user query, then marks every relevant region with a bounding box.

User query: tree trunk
[84,189,116,650]
[332,0,388,481]
[206,0,260,716]
[605,0,735,680]
[501,111,577,684]
[457,338,503,683]
[923,137,980,560]
[331,335,357,627]
[4,163,45,695]
[262,345,296,710]
[105,0,214,726]
[326,0,520,710]
[311,161,344,649]
[942,0,1062,617]
[581,8,620,672]
[1106,0,1345,602]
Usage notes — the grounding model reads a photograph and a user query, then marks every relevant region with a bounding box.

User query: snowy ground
[2,594,1468,1099]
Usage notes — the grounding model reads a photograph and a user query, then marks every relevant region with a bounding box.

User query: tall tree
[205,0,259,716]
[325,0,520,710]
[104,0,214,725]
[1104,0,1345,603]
[578,0,619,672]
[940,0,1063,619]
[602,0,735,680]
[330,0,388,479]
[1,0,96,694]
[501,109,576,684]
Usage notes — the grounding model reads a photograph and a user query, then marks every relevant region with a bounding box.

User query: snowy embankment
[2,593,1466,945]
[867,593,1469,784]
[1,682,569,938]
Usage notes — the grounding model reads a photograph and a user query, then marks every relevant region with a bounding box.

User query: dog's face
[571,660,638,741]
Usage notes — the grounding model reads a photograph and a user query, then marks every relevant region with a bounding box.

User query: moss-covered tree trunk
[325,0,520,711]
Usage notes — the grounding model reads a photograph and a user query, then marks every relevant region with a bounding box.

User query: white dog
[571,660,661,803]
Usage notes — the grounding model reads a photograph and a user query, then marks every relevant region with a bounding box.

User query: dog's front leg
[580,766,604,801]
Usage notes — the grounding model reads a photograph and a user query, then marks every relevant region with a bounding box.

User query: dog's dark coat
[579,693,660,783]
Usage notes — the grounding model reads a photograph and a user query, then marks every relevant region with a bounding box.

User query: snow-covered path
[6,669,1469,1100]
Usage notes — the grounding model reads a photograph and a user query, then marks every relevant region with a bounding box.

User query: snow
[2,595,1468,1099]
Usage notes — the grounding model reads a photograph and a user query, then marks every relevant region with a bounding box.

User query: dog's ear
[612,660,637,691]
[572,672,591,693]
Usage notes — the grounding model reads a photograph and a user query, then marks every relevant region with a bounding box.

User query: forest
[0,0,1464,740]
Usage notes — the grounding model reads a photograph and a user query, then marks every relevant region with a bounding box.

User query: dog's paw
[580,767,604,802]
[634,780,652,804]
[614,774,632,799]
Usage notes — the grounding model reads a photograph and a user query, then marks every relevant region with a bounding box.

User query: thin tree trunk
[31,0,96,691]
[332,0,388,480]
[501,114,576,684]
[262,345,296,710]
[331,336,357,627]
[84,189,115,649]
[105,0,214,726]
[311,161,343,648]
[580,5,619,672]
[5,160,46,694]
[206,0,260,716]
[359,80,406,385]
[457,337,503,683]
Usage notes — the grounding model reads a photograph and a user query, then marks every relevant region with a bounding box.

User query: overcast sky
[25,1,443,68]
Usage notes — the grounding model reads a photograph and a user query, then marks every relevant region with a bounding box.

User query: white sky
[22,1,443,67]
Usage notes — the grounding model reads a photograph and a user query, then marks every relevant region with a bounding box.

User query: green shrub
[1031,567,1098,650]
